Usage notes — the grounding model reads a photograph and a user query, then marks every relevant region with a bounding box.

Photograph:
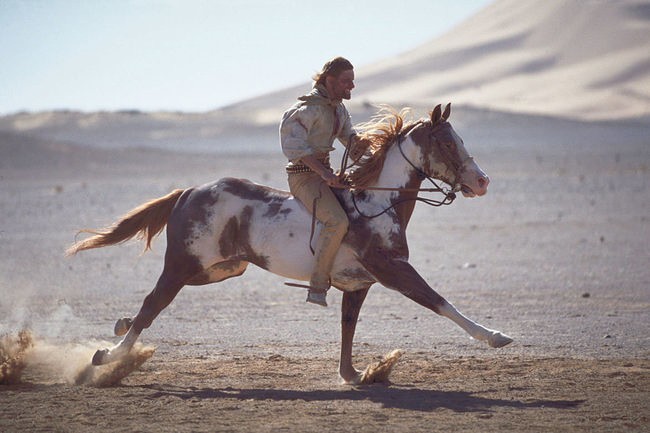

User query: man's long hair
[313,56,354,86]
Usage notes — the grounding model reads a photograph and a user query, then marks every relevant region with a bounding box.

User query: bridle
[338,120,471,219]
[307,120,469,250]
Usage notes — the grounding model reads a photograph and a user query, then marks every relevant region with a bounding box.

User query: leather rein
[305,123,463,252]
[336,126,460,219]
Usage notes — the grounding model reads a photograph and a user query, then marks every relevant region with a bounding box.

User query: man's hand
[299,155,346,188]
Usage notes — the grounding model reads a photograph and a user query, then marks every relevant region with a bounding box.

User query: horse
[67,103,512,384]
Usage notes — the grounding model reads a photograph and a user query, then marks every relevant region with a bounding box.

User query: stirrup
[306,290,328,307]
[284,282,328,307]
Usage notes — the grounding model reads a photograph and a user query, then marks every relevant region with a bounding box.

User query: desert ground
[1,106,648,432]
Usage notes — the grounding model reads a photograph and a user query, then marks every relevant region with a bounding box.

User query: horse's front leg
[365,258,512,348]
[339,288,369,384]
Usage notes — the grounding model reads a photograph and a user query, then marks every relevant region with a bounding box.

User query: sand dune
[1,0,647,147]
[365,0,650,120]
[235,0,650,122]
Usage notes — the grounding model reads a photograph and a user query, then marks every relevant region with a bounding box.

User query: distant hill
[234,0,650,122]
[1,0,648,149]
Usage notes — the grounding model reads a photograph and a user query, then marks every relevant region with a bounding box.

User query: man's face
[327,69,355,100]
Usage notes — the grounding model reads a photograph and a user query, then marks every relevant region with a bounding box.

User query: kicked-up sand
[1,104,648,431]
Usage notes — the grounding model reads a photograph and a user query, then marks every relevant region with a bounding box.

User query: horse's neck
[368,137,423,226]
[372,136,422,191]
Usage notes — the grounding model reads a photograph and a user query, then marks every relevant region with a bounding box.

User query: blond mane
[347,107,421,188]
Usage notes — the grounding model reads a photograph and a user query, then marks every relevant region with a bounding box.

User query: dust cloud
[1,329,154,387]
[359,349,403,384]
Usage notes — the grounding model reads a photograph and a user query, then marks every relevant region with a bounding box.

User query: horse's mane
[347,107,421,189]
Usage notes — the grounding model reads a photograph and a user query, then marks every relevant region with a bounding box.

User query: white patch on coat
[374,139,415,190]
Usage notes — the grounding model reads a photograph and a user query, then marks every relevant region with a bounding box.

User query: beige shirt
[280,85,356,163]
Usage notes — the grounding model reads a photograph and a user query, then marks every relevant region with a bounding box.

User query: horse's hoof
[92,349,110,365]
[488,331,513,348]
[114,317,133,336]
[341,374,362,386]
[339,369,363,385]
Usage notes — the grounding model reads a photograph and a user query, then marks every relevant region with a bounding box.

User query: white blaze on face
[450,127,489,197]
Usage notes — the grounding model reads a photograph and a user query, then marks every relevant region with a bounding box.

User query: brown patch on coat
[222,177,290,204]
[335,266,375,289]
[222,178,292,220]
[413,121,466,187]
[186,260,248,285]
[218,206,269,269]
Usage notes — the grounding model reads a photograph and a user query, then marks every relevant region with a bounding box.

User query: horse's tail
[66,189,185,256]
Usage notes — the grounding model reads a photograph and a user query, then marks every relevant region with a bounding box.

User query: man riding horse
[280,57,371,307]
[67,58,512,383]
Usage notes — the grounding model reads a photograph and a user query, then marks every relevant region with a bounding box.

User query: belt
[286,165,314,174]
[286,158,330,175]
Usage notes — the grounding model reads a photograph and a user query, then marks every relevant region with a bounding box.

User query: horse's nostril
[478,177,489,189]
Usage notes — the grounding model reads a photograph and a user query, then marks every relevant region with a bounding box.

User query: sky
[0,0,492,114]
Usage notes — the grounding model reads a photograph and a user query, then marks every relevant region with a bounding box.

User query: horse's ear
[442,103,451,121]
[431,104,442,124]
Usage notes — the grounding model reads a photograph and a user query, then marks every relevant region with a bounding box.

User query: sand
[0,104,648,431]
[1,2,649,429]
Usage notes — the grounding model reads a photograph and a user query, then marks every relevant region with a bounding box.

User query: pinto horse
[68,104,512,384]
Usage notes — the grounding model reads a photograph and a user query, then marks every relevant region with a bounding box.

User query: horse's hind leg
[92,262,196,365]
[114,317,133,336]
[111,260,248,338]
[92,259,250,365]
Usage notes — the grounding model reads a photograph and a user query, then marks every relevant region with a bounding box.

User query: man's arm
[280,105,317,162]
[299,155,344,188]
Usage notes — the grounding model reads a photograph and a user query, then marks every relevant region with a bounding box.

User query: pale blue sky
[0,0,491,114]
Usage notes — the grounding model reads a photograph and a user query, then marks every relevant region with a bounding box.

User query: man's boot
[306,288,328,307]
[307,226,343,307]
